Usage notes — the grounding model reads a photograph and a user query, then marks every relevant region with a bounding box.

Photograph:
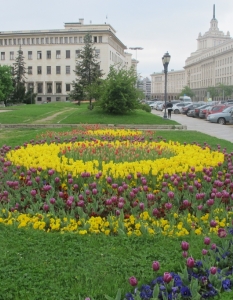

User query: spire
[213,4,215,19]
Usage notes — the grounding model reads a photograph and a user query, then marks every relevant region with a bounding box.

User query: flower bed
[0,128,233,299]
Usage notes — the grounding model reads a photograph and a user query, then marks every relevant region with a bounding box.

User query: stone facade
[0,19,134,103]
[151,6,233,101]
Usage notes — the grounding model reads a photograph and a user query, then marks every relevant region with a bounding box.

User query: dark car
[187,109,196,117]
[199,105,213,119]
[194,104,214,118]
[182,103,204,115]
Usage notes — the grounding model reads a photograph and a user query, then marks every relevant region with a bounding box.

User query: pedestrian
[166,100,173,119]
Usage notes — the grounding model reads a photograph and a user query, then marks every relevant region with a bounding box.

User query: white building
[0,19,134,103]
[151,5,233,101]
[138,77,151,99]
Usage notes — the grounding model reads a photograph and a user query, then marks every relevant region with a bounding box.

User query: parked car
[172,102,192,114]
[181,103,204,115]
[153,101,164,110]
[205,105,229,119]
[194,104,214,118]
[187,109,196,117]
[199,105,213,119]
[157,103,165,111]
[148,101,158,108]
[207,106,233,124]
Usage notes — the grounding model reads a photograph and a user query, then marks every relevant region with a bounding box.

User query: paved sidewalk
[152,109,233,143]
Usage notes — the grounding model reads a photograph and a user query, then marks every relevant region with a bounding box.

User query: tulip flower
[204,237,211,245]
[163,272,172,283]
[181,241,189,251]
[210,267,217,275]
[129,276,138,286]
[182,251,188,258]
[202,249,208,255]
[186,257,195,268]
[152,261,160,271]
[218,228,227,238]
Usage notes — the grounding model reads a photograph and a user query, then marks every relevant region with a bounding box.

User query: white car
[172,102,192,114]
[153,101,164,110]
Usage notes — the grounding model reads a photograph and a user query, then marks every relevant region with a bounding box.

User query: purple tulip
[210,220,218,227]
[50,198,56,204]
[118,202,124,209]
[207,199,214,206]
[182,251,188,258]
[129,276,138,286]
[165,202,172,210]
[211,243,217,250]
[204,237,211,245]
[163,272,172,283]
[218,228,227,238]
[202,249,208,255]
[186,257,195,268]
[77,200,85,207]
[92,188,98,195]
[139,202,145,211]
[181,241,189,251]
[106,177,112,184]
[167,191,174,199]
[115,210,121,216]
[152,261,160,271]
[30,189,37,197]
[210,267,217,275]
[43,203,49,212]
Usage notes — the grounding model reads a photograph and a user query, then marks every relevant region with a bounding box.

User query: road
[152,109,233,143]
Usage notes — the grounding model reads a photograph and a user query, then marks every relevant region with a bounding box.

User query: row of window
[37,97,69,102]
[0,36,102,46]
[0,49,100,60]
[28,82,71,94]
[28,65,71,75]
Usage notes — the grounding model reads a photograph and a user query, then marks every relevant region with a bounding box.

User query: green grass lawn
[0,102,178,125]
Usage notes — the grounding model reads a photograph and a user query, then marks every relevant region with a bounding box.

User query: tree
[0,65,14,105]
[12,46,27,103]
[207,86,219,100]
[99,66,143,114]
[217,83,233,100]
[71,33,104,109]
[179,86,195,98]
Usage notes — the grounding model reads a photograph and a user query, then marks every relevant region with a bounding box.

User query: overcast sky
[1,0,233,78]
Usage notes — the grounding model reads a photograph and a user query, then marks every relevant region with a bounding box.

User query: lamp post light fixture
[129,47,143,61]
[162,52,171,119]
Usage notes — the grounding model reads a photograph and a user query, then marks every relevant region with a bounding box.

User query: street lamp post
[162,52,171,119]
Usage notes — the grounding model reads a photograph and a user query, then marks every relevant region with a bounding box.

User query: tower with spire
[195,4,231,53]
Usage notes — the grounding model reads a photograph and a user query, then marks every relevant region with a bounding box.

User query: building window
[47,97,51,102]
[37,51,42,59]
[79,37,83,43]
[8,39,12,45]
[1,52,5,60]
[28,66,32,75]
[31,38,34,45]
[13,39,16,45]
[22,38,25,45]
[0,39,2,46]
[56,50,61,59]
[4,39,7,46]
[36,38,40,44]
[56,83,62,93]
[47,51,51,59]
[66,66,70,74]
[47,66,51,74]
[56,66,61,74]
[55,37,58,44]
[66,50,70,58]
[76,50,81,58]
[47,83,52,93]
[74,37,77,43]
[27,38,30,45]
[60,37,63,44]
[50,37,54,44]
[56,97,61,101]
[66,84,71,92]
[46,37,49,44]
[41,38,44,44]
[10,51,14,60]
[37,83,43,93]
[93,36,97,43]
[95,49,100,58]
[37,97,42,102]
[28,51,32,60]
[69,37,73,44]
[37,66,42,74]
[17,39,21,45]
[64,37,68,43]
[98,36,102,43]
